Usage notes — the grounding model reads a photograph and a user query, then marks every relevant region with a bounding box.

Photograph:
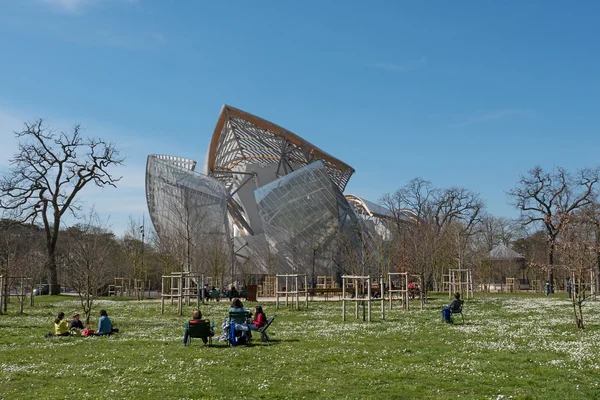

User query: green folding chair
[187,319,213,345]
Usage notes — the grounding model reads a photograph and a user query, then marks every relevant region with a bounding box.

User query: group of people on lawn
[51,294,454,340]
[183,298,267,345]
[49,309,118,337]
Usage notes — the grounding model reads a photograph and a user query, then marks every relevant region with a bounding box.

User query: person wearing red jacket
[249,305,267,331]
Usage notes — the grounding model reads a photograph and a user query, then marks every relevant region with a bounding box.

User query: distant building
[146,105,403,280]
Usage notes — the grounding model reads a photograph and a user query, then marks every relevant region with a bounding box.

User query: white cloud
[42,0,94,14]
[40,0,139,15]
[368,57,427,72]
[452,109,533,127]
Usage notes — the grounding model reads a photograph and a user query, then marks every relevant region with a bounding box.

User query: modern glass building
[146,105,404,280]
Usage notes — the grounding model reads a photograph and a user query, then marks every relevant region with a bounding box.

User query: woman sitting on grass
[53,312,70,336]
[96,309,119,335]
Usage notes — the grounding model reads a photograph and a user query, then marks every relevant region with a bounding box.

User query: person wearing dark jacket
[69,313,84,331]
[442,293,462,323]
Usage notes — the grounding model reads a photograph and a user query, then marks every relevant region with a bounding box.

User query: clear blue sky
[1,0,599,235]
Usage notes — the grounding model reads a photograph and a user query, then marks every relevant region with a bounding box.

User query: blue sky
[1,0,599,235]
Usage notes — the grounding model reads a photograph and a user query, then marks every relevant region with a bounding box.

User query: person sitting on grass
[442,293,462,323]
[183,309,214,345]
[53,312,70,336]
[96,309,119,335]
[248,305,267,331]
[69,313,84,335]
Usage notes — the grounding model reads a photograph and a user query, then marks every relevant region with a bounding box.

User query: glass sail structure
[146,105,403,279]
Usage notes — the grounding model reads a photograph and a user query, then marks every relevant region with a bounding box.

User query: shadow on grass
[194,338,297,349]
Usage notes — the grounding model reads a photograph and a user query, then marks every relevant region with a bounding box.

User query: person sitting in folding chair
[183,309,213,345]
[248,305,267,332]
[223,298,252,346]
[442,293,463,323]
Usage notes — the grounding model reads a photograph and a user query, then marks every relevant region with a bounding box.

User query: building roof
[206,105,355,192]
[345,194,416,221]
[488,243,525,260]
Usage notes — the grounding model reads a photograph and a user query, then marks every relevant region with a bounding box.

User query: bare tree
[0,219,45,314]
[578,203,600,283]
[383,178,484,303]
[64,212,118,324]
[0,120,123,294]
[508,166,600,292]
[559,213,596,329]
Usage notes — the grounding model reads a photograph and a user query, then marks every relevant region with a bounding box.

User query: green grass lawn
[1,293,600,399]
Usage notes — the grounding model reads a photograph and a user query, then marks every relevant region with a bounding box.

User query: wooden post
[0,275,3,314]
[19,277,24,315]
[342,276,346,321]
[285,276,289,307]
[388,273,392,309]
[380,277,385,320]
[294,275,298,310]
[367,277,372,322]
[275,275,279,309]
[177,275,183,316]
[161,276,165,314]
[305,275,308,308]
[355,280,359,319]
[404,273,409,311]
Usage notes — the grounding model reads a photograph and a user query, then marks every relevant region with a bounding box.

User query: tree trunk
[548,241,555,293]
[47,249,60,295]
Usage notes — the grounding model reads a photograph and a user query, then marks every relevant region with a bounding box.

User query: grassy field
[1,293,600,399]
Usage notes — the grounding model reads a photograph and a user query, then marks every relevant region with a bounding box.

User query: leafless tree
[0,120,123,294]
[382,178,485,304]
[558,213,596,329]
[577,203,600,283]
[64,212,118,324]
[508,166,600,292]
[204,234,231,292]
[0,219,45,314]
